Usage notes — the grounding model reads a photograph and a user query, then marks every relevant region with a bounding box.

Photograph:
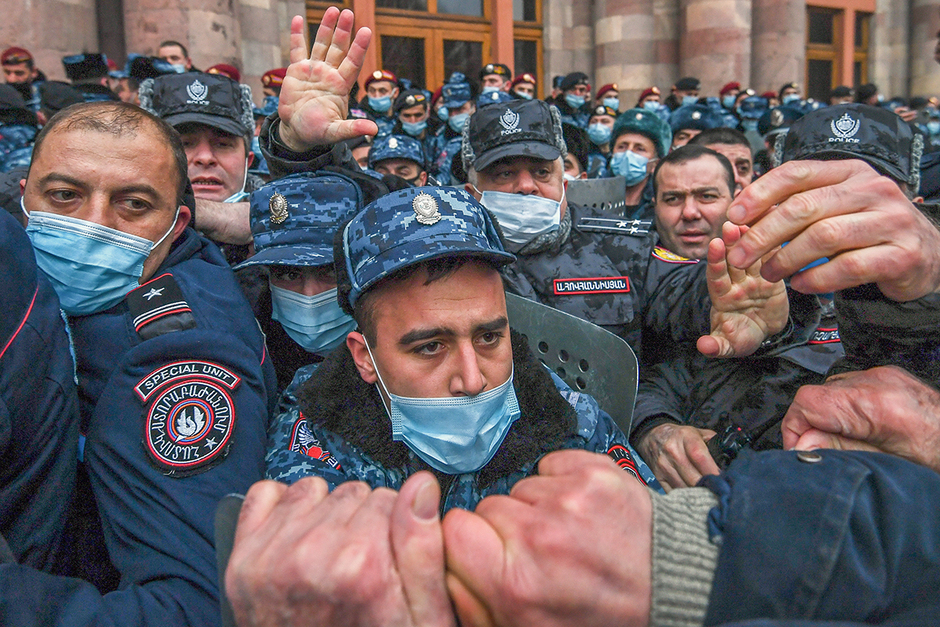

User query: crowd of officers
[2,5,940,626]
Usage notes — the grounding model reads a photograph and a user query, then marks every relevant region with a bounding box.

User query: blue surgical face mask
[222,158,250,203]
[643,100,661,112]
[270,285,357,355]
[603,97,620,111]
[474,185,564,252]
[928,121,940,136]
[448,111,470,133]
[514,90,533,100]
[401,119,428,137]
[565,93,586,109]
[437,106,449,122]
[782,94,801,106]
[169,63,187,74]
[369,95,392,113]
[482,85,499,94]
[742,119,759,132]
[364,337,521,474]
[722,95,736,109]
[610,150,650,186]
[24,202,180,315]
[681,95,699,107]
[587,123,612,146]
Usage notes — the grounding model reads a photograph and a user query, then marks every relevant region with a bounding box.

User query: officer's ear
[347,331,378,384]
[172,205,192,241]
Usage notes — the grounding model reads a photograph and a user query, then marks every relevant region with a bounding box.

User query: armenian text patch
[608,444,642,483]
[808,327,841,344]
[553,276,630,295]
[137,360,240,476]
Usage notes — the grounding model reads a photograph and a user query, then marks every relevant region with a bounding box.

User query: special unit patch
[553,276,630,295]
[651,246,698,264]
[607,444,642,483]
[289,414,342,470]
[137,360,240,476]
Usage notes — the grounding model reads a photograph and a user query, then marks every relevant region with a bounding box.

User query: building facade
[2,0,939,105]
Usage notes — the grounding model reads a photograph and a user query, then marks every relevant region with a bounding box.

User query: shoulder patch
[607,444,642,483]
[808,326,841,344]
[289,413,342,470]
[651,246,699,264]
[553,276,629,295]
[137,360,240,477]
[578,217,651,237]
[127,273,196,340]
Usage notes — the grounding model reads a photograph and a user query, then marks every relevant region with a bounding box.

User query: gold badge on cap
[413,193,442,226]
[269,192,289,224]
[373,70,383,79]
[406,95,416,105]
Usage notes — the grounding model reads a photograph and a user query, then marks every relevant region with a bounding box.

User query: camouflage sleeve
[264,407,347,488]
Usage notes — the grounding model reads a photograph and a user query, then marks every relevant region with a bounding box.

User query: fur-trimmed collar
[297,330,578,487]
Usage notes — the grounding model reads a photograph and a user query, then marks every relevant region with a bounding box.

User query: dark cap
[368,134,427,169]
[237,171,366,269]
[778,82,800,97]
[855,83,878,103]
[780,103,922,189]
[339,186,514,312]
[139,71,254,139]
[441,72,472,109]
[559,72,590,92]
[674,76,700,91]
[0,84,36,126]
[461,99,566,172]
[394,89,428,114]
[830,85,853,99]
[127,55,179,82]
[480,63,511,81]
[62,53,109,81]
[590,104,618,119]
[757,105,803,137]
[37,81,84,115]
[611,108,672,158]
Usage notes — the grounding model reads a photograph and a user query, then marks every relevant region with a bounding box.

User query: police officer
[13,100,275,622]
[584,104,616,177]
[260,68,286,98]
[431,72,475,185]
[509,72,537,100]
[0,85,37,173]
[664,76,700,111]
[1,47,45,109]
[668,103,724,149]
[595,83,619,111]
[61,53,119,103]
[369,134,430,186]
[553,71,591,128]
[264,184,660,499]
[608,107,672,219]
[479,62,511,93]
[359,69,400,137]
[390,89,436,162]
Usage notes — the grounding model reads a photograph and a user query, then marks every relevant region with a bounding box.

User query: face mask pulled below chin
[222,158,250,203]
[475,187,563,252]
[364,337,521,475]
[270,285,357,355]
[24,204,179,315]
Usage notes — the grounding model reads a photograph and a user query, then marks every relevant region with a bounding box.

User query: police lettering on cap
[368,134,427,170]
[779,103,921,189]
[338,187,514,313]
[236,171,366,270]
[139,71,254,140]
[611,108,672,158]
[461,99,567,173]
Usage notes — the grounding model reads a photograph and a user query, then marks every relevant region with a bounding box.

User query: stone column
[594,0,657,107]
[750,0,803,95]
[869,0,909,98]
[907,0,940,97]
[677,0,751,96]
[652,0,680,95]
[238,0,282,103]
[543,0,595,98]
[0,0,99,82]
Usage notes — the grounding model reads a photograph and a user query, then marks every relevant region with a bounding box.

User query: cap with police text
[63,53,109,81]
[611,108,672,158]
[237,171,365,270]
[368,134,427,169]
[480,63,511,82]
[462,99,566,172]
[139,71,254,139]
[780,103,921,188]
[339,187,514,312]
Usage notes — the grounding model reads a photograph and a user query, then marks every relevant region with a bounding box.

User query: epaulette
[577,216,651,237]
[127,273,196,341]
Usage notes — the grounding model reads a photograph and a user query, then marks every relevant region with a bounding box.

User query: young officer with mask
[235,171,379,396]
[607,108,672,220]
[265,185,661,502]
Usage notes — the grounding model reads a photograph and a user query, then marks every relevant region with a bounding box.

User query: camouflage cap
[339,187,515,312]
[779,103,922,189]
[441,72,472,109]
[235,171,365,270]
[462,99,566,172]
[737,95,768,120]
[757,105,803,137]
[669,103,723,134]
[368,134,427,170]
[476,90,514,108]
[611,108,672,158]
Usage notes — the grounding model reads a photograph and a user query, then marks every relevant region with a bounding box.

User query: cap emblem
[830,112,861,143]
[373,70,383,79]
[770,109,784,126]
[499,107,521,135]
[405,95,416,105]
[388,137,399,149]
[186,79,209,104]
[691,111,701,120]
[269,192,289,224]
[412,193,442,225]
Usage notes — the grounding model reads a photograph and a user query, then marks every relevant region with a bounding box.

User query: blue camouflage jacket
[266,331,661,510]
[0,124,35,173]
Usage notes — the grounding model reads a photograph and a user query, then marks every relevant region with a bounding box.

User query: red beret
[364,69,397,89]
[595,83,618,100]
[1,47,33,65]
[206,63,241,83]
[510,73,536,89]
[638,86,660,102]
[719,81,741,96]
[261,67,286,87]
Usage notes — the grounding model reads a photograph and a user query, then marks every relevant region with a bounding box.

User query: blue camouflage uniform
[0,124,35,172]
[0,226,277,626]
[0,210,79,574]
